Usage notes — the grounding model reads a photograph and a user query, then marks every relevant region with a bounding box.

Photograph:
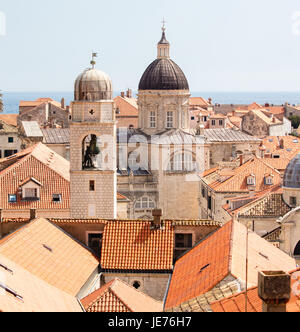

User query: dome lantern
[74,54,113,101]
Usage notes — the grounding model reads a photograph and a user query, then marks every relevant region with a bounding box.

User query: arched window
[128,151,139,170]
[82,134,102,170]
[135,196,156,211]
[169,152,196,172]
[294,241,300,256]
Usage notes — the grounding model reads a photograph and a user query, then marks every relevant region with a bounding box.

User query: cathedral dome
[138,58,189,91]
[138,26,189,91]
[283,154,300,188]
[74,63,113,101]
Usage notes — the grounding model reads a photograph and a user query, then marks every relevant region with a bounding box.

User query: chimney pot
[152,209,162,229]
[258,271,291,313]
[30,209,37,221]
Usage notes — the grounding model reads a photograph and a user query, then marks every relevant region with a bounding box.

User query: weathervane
[162,18,166,32]
[90,52,98,69]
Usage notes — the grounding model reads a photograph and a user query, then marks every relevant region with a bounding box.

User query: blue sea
[2,91,300,114]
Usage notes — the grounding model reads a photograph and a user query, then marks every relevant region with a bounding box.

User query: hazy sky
[1,0,300,92]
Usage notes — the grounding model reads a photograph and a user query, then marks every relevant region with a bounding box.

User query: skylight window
[259,252,269,260]
[43,244,53,252]
[0,283,23,301]
[200,264,210,273]
[0,263,13,274]
[52,194,62,203]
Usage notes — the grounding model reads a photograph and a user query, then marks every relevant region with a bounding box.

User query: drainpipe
[258,271,291,312]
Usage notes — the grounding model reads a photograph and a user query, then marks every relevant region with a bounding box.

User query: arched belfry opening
[294,241,300,256]
[82,134,102,170]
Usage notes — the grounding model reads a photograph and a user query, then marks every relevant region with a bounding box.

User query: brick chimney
[152,209,163,229]
[30,209,37,221]
[126,89,132,98]
[61,98,65,109]
[258,271,291,313]
[121,92,125,98]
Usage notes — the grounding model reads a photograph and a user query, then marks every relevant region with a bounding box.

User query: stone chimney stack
[61,98,65,109]
[121,92,125,98]
[30,209,37,221]
[258,271,291,313]
[126,89,132,98]
[152,209,163,229]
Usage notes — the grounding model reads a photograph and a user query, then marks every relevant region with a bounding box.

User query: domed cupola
[138,24,189,91]
[74,54,113,101]
[283,153,300,208]
[283,154,300,189]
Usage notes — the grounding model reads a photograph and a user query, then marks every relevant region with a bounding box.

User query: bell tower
[70,55,117,219]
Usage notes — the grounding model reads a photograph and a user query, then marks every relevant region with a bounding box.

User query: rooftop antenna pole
[245,226,249,313]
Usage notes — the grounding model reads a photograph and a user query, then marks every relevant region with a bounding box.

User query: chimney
[196,124,205,136]
[152,209,163,229]
[239,155,243,166]
[30,209,37,221]
[126,89,132,98]
[258,271,291,313]
[232,110,235,117]
[121,92,125,98]
[280,139,284,149]
[208,98,212,105]
[61,98,65,109]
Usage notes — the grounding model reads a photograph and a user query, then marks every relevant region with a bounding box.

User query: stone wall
[102,272,170,302]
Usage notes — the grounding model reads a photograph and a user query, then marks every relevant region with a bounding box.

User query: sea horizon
[2,90,300,114]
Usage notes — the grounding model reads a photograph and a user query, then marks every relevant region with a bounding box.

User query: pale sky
[1,0,300,92]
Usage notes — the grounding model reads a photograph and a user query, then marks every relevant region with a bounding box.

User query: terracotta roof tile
[0,254,83,312]
[101,221,174,271]
[211,269,300,312]
[165,221,297,310]
[0,218,99,296]
[0,114,18,127]
[0,144,70,211]
[81,278,163,312]
[205,157,282,193]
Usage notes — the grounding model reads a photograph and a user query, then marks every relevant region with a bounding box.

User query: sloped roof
[100,220,174,271]
[205,157,282,193]
[0,254,83,312]
[42,128,70,144]
[204,129,260,143]
[81,278,163,312]
[19,98,62,109]
[0,119,18,133]
[164,221,297,310]
[237,192,291,218]
[0,218,99,296]
[189,97,211,107]
[0,114,18,127]
[0,143,70,211]
[21,121,43,138]
[210,269,300,312]
[262,136,300,159]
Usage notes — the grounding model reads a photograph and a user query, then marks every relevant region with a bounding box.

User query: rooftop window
[8,194,17,203]
[52,194,62,203]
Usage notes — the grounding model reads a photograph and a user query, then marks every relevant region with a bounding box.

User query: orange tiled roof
[211,269,300,312]
[262,136,300,159]
[0,143,70,211]
[189,97,211,107]
[164,221,297,310]
[0,254,83,312]
[205,157,282,193]
[101,220,174,271]
[0,114,18,127]
[0,218,99,296]
[81,278,163,312]
[19,98,62,108]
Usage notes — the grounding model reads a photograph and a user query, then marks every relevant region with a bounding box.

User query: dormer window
[20,178,42,202]
[247,175,256,186]
[265,175,274,185]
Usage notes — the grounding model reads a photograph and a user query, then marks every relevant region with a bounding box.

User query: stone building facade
[70,66,117,219]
